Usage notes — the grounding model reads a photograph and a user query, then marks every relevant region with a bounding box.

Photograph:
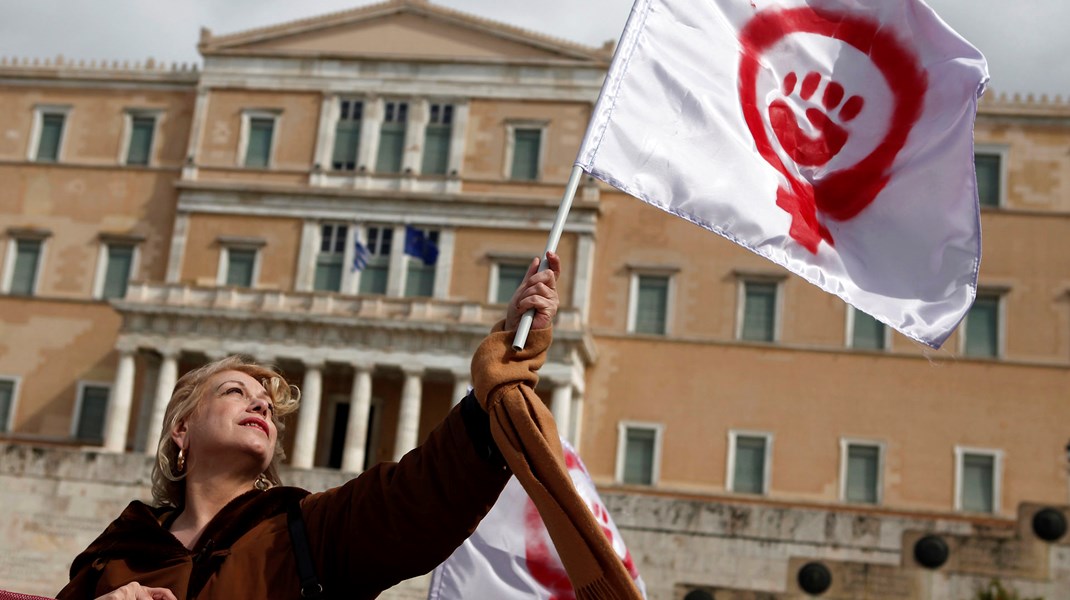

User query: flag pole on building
[511,164,586,350]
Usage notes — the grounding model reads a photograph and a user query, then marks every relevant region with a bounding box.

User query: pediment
[200,0,608,65]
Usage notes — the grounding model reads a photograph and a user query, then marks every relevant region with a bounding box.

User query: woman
[57,253,562,600]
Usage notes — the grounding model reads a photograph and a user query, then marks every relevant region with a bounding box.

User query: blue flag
[353,239,369,271]
[404,225,439,266]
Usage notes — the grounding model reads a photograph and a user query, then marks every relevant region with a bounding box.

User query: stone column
[450,368,471,408]
[392,367,424,461]
[291,360,324,469]
[143,350,179,456]
[104,348,137,453]
[341,364,373,473]
[551,382,573,445]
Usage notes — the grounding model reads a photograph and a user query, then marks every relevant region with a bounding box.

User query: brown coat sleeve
[297,390,513,596]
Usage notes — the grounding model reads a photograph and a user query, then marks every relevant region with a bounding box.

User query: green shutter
[36,114,64,162]
[733,436,767,494]
[511,129,541,180]
[102,245,135,300]
[742,282,777,342]
[126,116,155,165]
[962,453,995,513]
[225,249,256,287]
[623,428,656,485]
[0,380,14,433]
[404,262,435,298]
[635,275,669,335]
[245,118,274,168]
[332,121,360,171]
[10,239,42,295]
[376,123,406,173]
[975,154,1001,207]
[965,295,999,357]
[496,264,528,304]
[359,265,389,295]
[76,385,110,443]
[314,255,343,292]
[851,309,885,350]
[846,445,880,504]
[421,124,451,175]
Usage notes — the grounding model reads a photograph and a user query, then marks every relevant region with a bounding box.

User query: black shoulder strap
[287,501,325,599]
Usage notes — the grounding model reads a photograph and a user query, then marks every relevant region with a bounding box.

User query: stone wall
[3,444,1069,599]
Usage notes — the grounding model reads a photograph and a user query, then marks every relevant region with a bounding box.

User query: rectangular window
[36,113,66,162]
[0,378,14,433]
[731,434,769,494]
[633,274,670,335]
[617,423,661,486]
[959,451,998,513]
[9,239,43,296]
[376,101,408,174]
[225,248,257,288]
[75,384,110,443]
[741,281,777,342]
[332,100,363,171]
[126,116,155,166]
[850,308,886,350]
[404,229,439,298]
[358,226,393,295]
[975,153,1001,208]
[314,224,348,292]
[245,117,275,168]
[964,293,1000,358]
[495,264,528,304]
[421,103,453,175]
[511,128,541,180]
[101,244,135,300]
[844,443,880,504]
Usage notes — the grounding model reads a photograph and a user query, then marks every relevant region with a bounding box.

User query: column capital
[115,338,139,355]
[400,365,426,377]
[303,358,327,370]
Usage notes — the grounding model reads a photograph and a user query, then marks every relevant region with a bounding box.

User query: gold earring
[254,474,270,491]
[176,448,186,473]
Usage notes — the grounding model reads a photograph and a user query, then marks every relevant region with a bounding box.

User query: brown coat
[56,396,511,600]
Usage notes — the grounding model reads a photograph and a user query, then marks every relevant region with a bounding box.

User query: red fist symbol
[739,7,928,253]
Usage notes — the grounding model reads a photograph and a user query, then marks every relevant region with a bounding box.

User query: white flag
[577,0,989,348]
[428,440,646,600]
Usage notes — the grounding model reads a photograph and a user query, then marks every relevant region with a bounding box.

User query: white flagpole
[511,164,586,350]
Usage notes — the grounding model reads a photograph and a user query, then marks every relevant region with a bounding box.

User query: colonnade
[102,348,577,471]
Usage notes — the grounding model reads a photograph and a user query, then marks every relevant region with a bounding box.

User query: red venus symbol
[738,7,929,253]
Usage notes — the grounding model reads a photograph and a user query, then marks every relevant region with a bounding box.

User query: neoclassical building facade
[3,1,1070,597]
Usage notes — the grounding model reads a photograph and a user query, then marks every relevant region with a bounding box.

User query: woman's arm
[298,252,561,596]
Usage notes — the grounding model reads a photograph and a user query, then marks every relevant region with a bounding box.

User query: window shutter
[733,436,767,494]
[0,380,13,433]
[965,295,999,357]
[635,275,669,335]
[10,239,42,295]
[975,154,1001,207]
[126,117,155,165]
[226,249,256,287]
[846,445,879,504]
[962,453,995,513]
[422,125,451,175]
[851,309,885,350]
[245,118,274,168]
[623,428,656,485]
[742,283,776,342]
[496,265,528,304]
[511,129,541,180]
[102,245,135,300]
[37,114,64,162]
[76,386,110,443]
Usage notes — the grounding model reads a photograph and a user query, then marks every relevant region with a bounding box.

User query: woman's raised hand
[95,582,178,600]
[504,251,561,332]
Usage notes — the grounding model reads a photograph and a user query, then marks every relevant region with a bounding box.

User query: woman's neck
[170,476,256,550]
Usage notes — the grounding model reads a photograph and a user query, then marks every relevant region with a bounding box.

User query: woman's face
[174,369,278,476]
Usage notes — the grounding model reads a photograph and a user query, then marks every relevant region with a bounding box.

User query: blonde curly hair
[150,355,301,507]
